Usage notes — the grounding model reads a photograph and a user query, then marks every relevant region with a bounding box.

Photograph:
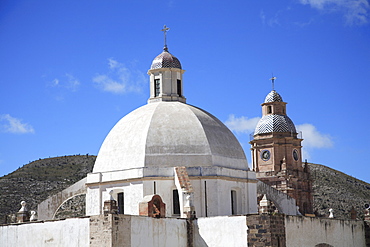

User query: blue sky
[1,0,370,183]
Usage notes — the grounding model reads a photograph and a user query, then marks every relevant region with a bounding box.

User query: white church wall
[87,181,144,216]
[246,181,258,213]
[86,166,258,218]
[194,216,248,247]
[86,186,101,215]
[149,179,177,217]
[285,216,366,247]
[201,179,257,217]
[0,218,89,247]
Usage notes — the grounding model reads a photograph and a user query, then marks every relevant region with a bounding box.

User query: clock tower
[250,80,313,215]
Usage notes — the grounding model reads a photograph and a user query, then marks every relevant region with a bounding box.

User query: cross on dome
[161,25,170,51]
[270,76,277,91]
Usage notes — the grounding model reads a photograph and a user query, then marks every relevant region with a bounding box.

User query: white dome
[93,102,248,173]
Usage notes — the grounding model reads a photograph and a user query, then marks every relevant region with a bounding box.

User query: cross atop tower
[270,76,277,90]
[161,25,170,51]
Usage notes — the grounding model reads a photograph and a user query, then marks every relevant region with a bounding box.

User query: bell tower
[250,78,313,215]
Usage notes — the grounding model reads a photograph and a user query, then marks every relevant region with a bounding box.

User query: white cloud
[296,123,333,148]
[93,58,146,94]
[296,123,333,160]
[52,78,59,86]
[49,74,80,92]
[0,114,35,134]
[93,75,125,93]
[260,10,281,27]
[225,115,261,134]
[65,73,80,92]
[299,0,370,25]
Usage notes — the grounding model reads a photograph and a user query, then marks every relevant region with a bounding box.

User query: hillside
[0,157,369,223]
[309,163,370,220]
[0,155,96,224]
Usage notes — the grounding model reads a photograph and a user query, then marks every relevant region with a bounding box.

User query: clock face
[293,149,299,161]
[261,150,270,161]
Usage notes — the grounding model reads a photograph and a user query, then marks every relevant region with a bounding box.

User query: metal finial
[161,25,170,51]
[270,76,277,90]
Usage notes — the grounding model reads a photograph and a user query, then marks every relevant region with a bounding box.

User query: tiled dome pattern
[151,50,182,69]
[264,90,283,103]
[254,114,296,135]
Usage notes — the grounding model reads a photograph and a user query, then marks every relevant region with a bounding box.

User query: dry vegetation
[0,155,95,224]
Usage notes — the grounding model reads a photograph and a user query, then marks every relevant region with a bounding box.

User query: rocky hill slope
[0,157,369,223]
[309,163,370,220]
[0,155,95,224]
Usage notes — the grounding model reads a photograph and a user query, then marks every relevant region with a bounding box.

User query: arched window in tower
[117,192,124,214]
[231,190,237,215]
[154,79,160,97]
[173,189,180,216]
[267,106,272,114]
[177,79,182,97]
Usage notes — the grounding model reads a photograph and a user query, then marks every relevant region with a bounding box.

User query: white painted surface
[285,216,366,247]
[195,216,248,247]
[0,218,89,247]
[93,101,248,174]
[86,174,258,218]
[130,217,187,247]
[86,186,101,215]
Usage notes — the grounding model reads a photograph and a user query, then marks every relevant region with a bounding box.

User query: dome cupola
[151,49,182,70]
[264,90,283,103]
[147,25,186,103]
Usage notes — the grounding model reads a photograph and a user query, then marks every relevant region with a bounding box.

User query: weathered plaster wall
[131,216,187,246]
[0,218,89,247]
[90,214,187,247]
[38,177,87,220]
[285,216,366,247]
[194,216,248,247]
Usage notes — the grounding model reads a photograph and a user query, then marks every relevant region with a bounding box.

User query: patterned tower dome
[254,115,296,134]
[150,48,182,70]
[264,90,283,103]
[254,90,296,135]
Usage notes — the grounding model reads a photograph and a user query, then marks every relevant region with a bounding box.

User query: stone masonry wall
[246,214,286,247]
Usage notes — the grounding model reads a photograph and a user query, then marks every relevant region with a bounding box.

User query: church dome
[264,90,283,103]
[254,114,296,135]
[93,101,248,173]
[150,49,182,70]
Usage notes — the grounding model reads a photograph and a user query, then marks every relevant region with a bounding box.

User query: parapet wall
[90,214,188,247]
[0,214,366,247]
[195,216,248,247]
[285,215,366,247]
[0,217,89,247]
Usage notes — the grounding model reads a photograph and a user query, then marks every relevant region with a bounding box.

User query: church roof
[150,49,182,70]
[254,114,296,135]
[93,101,249,174]
[264,90,283,103]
